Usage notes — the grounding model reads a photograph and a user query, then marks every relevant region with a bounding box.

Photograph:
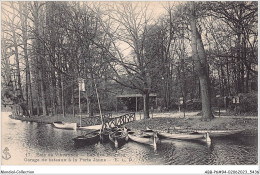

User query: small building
[115,93,157,112]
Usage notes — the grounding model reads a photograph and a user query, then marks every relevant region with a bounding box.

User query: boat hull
[78,125,102,130]
[179,129,243,137]
[53,122,77,130]
[128,132,159,146]
[158,132,206,140]
[109,131,128,148]
[73,132,100,146]
[100,129,111,143]
[140,129,154,137]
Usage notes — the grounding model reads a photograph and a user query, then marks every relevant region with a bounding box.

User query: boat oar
[115,138,118,148]
[205,133,211,143]
[124,127,129,141]
[153,132,158,151]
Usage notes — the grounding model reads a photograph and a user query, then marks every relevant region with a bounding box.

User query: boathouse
[115,93,157,112]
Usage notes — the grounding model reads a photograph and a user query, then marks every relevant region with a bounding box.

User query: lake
[1,112,258,165]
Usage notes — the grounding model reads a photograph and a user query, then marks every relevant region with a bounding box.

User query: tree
[102,2,163,118]
[1,2,30,116]
[18,2,34,115]
[190,2,214,120]
[30,2,49,116]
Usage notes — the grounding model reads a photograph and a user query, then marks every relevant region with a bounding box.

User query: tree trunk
[28,68,34,115]
[72,79,75,117]
[12,23,22,99]
[32,2,48,116]
[220,63,226,97]
[86,96,94,117]
[11,10,30,116]
[143,91,150,119]
[191,61,195,100]
[39,70,48,116]
[190,2,214,121]
[20,2,33,116]
[240,63,245,93]
[61,74,65,117]
[245,67,250,93]
[57,72,62,113]
[180,58,187,113]
[218,66,222,96]
[2,34,12,92]
[50,68,57,115]
[226,60,231,96]
[89,97,94,117]
[36,84,40,116]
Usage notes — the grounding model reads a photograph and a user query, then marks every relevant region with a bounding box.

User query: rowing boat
[73,131,100,146]
[128,131,159,146]
[109,128,128,148]
[177,129,244,137]
[140,128,155,136]
[197,129,243,137]
[53,121,77,130]
[158,131,206,140]
[78,124,102,130]
[100,128,114,143]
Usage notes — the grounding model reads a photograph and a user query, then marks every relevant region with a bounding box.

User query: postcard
[1,1,258,174]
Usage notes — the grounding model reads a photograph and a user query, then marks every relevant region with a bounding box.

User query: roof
[116,93,157,98]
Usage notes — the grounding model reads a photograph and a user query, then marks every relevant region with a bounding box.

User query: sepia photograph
[1,1,258,174]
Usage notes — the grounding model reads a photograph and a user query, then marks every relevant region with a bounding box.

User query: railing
[80,112,135,128]
[104,113,135,128]
[81,113,112,126]
[81,117,101,126]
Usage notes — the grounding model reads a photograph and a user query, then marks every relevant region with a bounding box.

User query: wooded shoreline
[9,113,258,136]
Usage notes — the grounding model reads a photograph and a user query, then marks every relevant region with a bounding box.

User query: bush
[239,92,257,113]
[229,92,257,114]
[185,99,202,111]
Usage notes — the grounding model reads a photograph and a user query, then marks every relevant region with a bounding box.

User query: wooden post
[151,107,153,118]
[116,97,118,112]
[136,96,138,112]
[155,96,158,109]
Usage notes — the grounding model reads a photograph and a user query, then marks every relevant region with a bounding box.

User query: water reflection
[208,136,258,165]
[2,115,258,165]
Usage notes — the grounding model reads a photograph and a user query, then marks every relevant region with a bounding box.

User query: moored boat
[100,128,112,143]
[128,131,159,146]
[73,131,100,146]
[158,131,210,143]
[140,128,155,136]
[158,131,205,140]
[78,124,102,130]
[177,129,244,137]
[109,128,128,148]
[53,121,77,130]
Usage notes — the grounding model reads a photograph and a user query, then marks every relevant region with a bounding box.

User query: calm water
[2,113,258,165]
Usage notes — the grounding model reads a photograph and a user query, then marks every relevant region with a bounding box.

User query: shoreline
[9,114,80,125]
[8,113,258,136]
